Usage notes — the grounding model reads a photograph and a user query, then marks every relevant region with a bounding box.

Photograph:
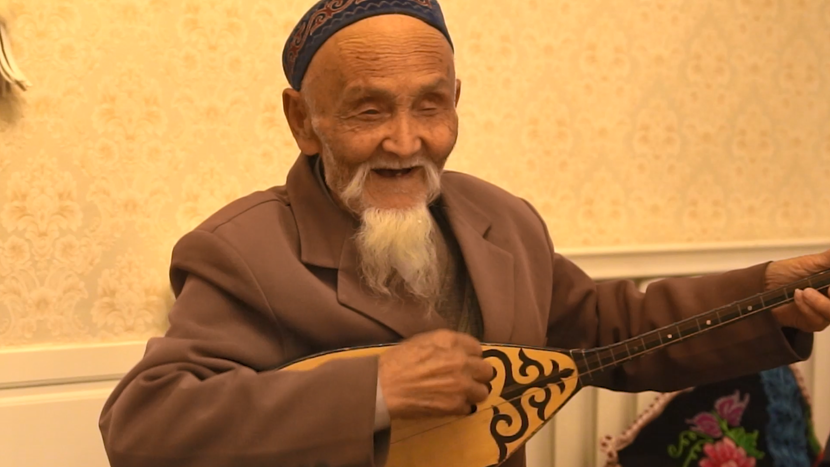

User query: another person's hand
[378,329,493,420]
[766,249,830,332]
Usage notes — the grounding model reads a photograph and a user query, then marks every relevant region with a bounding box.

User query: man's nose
[382,114,422,158]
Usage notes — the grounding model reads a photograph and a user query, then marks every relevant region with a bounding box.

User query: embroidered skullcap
[283,0,454,90]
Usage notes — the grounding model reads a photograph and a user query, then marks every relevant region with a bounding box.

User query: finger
[450,404,474,417]
[800,249,830,270]
[785,250,830,278]
[467,357,495,383]
[447,395,472,416]
[817,249,830,269]
[794,290,830,330]
[454,333,483,356]
[466,381,490,404]
[802,288,830,322]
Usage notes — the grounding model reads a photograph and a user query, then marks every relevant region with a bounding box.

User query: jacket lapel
[288,156,515,342]
[439,180,516,344]
[288,155,446,339]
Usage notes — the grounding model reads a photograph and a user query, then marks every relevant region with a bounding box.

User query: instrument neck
[572,269,830,386]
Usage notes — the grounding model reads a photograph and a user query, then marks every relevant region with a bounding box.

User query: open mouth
[372,168,417,178]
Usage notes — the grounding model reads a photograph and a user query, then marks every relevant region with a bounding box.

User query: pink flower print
[699,438,756,467]
[686,412,723,438]
[715,391,750,427]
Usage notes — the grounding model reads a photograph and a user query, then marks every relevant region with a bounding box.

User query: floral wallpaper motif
[1,0,829,346]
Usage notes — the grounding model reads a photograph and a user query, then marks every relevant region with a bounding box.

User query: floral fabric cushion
[602,365,823,467]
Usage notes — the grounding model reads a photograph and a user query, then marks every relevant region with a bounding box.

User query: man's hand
[378,329,494,420]
[766,249,830,332]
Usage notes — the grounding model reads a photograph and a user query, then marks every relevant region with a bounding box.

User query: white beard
[354,206,442,303]
[326,153,444,304]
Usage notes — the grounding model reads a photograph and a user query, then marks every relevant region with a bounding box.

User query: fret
[786,285,800,302]
[694,317,703,333]
[610,344,629,362]
[740,298,762,315]
[759,293,766,309]
[574,350,594,382]
[720,305,742,322]
[580,351,591,372]
[584,351,600,370]
[677,321,698,338]
[627,338,646,356]
[659,325,681,343]
[699,315,716,329]
[597,349,615,369]
[642,333,661,351]
[763,293,786,307]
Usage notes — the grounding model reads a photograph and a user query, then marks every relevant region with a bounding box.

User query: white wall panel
[0,382,118,467]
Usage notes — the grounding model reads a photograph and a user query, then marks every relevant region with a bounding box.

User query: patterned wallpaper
[0,0,829,347]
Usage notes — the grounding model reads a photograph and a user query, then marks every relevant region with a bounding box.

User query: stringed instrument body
[284,344,580,467]
[280,269,830,467]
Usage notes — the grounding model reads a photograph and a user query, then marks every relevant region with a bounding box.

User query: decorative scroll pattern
[482,347,579,463]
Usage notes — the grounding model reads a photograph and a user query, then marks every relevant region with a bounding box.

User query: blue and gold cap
[282,0,453,90]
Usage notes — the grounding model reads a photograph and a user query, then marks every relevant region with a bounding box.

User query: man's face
[299,15,460,214]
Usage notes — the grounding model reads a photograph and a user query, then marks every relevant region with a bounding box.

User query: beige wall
[0,0,829,347]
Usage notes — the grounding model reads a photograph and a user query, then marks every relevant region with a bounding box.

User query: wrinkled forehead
[282,0,454,90]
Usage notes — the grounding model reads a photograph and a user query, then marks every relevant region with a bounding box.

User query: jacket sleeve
[529,221,813,393]
[99,230,381,467]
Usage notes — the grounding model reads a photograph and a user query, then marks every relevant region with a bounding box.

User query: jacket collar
[286,154,357,269]
[286,155,515,343]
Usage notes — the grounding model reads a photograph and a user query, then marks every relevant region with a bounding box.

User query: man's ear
[283,88,322,156]
[455,78,462,107]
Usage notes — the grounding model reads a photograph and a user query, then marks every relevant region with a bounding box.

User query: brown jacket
[99,155,811,467]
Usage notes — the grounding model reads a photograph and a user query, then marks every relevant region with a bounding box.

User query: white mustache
[366,157,432,170]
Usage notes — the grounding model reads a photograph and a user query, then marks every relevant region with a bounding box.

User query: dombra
[280,270,830,467]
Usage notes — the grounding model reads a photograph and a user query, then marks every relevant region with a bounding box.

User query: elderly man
[99,1,830,467]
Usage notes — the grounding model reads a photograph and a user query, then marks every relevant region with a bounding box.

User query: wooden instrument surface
[283,344,581,467]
